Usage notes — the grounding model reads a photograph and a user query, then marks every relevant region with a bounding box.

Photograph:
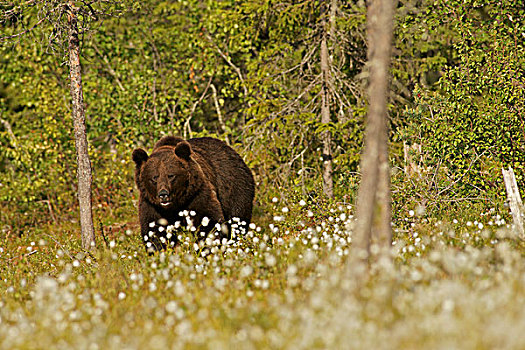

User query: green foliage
[1,0,524,228]
[239,1,368,196]
[403,1,525,204]
[1,0,369,228]
[0,42,77,230]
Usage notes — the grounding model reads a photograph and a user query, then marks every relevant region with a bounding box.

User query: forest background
[1,1,525,348]
[1,0,524,229]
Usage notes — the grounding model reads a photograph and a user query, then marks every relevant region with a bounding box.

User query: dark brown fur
[132,136,255,251]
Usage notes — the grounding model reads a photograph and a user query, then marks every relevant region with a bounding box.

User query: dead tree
[349,0,396,278]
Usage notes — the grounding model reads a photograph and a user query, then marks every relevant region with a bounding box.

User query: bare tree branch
[0,115,18,148]
[210,83,230,145]
[205,34,249,99]
[184,75,213,139]
[0,16,48,42]
[91,40,125,91]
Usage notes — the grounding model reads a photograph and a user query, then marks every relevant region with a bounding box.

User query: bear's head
[132,141,199,209]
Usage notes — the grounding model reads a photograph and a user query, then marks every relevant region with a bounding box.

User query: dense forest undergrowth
[1,0,525,348]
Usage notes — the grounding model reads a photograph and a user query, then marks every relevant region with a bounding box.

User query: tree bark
[67,4,95,250]
[349,0,395,277]
[320,0,337,199]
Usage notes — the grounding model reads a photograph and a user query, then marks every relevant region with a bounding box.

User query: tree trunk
[67,4,95,250]
[320,0,337,199]
[349,0,396,277]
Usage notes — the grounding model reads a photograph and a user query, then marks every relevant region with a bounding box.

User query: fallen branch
[2,249,38,261]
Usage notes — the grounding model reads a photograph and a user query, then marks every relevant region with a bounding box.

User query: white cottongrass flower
[265,253,276,267]
[261,280,270,289]
[166,301,178,314]
[240,265,253,278]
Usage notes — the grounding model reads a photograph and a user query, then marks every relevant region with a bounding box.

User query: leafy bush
[402,1,524,208]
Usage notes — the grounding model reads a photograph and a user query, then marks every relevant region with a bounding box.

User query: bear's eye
[151,175,159,185]
[167,174,176,180]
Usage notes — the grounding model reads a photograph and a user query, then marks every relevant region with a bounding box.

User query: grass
[1,198,525,349]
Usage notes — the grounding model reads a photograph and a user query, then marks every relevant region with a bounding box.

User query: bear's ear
[132,148,149,167]
[154,136,184,149]
[174,141,192,160]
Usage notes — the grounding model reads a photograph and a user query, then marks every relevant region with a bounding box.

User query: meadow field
[2,199,525,349]
[1,1,524,348]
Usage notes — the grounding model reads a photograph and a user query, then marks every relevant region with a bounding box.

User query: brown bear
[132,136,255,252]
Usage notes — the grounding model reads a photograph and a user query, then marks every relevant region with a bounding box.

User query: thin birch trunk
[320,0,337,199]
[68,4,95,250]
[372,0,394,251]
[349,0,396,278]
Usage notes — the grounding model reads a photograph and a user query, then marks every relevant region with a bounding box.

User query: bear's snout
[158,189,171,207]
[158,189,169,200]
